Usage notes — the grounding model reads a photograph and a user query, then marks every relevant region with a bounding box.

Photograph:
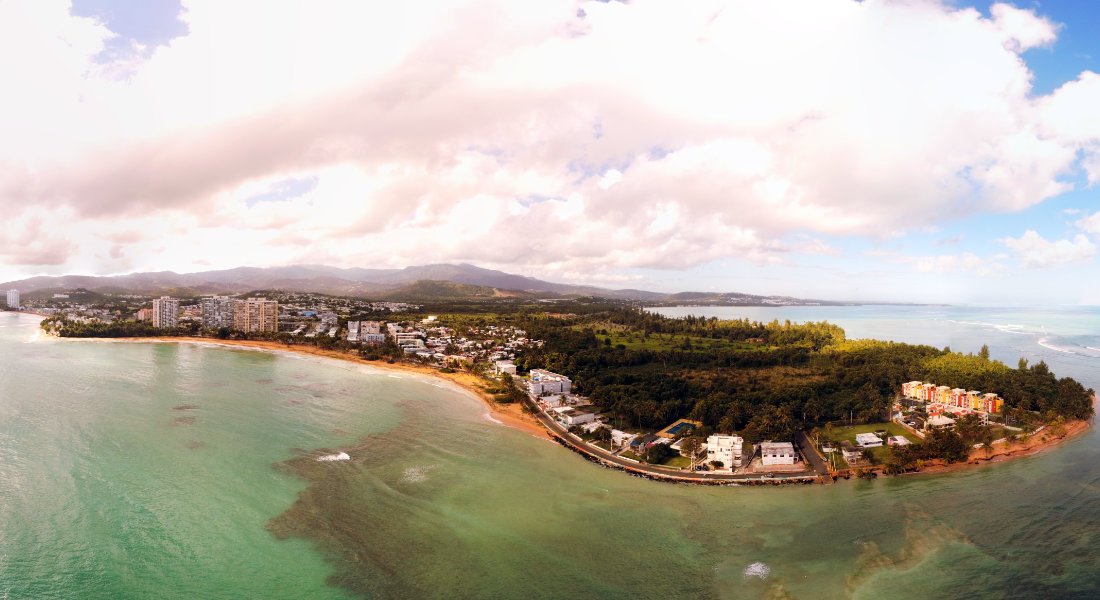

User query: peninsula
[23,289,1095,483]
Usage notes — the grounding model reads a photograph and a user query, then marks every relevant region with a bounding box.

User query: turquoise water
[1,308,1099,599]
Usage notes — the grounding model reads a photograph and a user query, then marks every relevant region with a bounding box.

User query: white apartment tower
[5,289,19,309]
[201,296,235,330]
[152,296,180,329]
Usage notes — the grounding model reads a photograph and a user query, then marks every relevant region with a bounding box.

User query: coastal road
[525,398,818,483]
[795,431,832,478]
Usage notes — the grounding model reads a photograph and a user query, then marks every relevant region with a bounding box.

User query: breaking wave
[1038,338,1075,354]
[317,452,351,462]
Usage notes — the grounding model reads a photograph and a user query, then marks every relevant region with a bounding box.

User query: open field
[820,422,912,464]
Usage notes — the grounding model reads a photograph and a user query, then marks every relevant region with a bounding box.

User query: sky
[1,0,1099,305]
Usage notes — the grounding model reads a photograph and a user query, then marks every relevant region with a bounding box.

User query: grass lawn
[823,422,910,442]
[820,422,912,465]
[660,455,692,468]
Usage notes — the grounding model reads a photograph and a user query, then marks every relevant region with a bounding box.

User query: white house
[855,433,883,448]
[760,442,797,466]
[541,394,564,408]
[611,429,636,448]
[493,360,517,376]
[561,408,596,426]
[706,435,748,469]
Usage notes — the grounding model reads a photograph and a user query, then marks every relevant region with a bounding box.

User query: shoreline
[55,335,549,438]
[906,406,1093,476]
[35,325,1094,483]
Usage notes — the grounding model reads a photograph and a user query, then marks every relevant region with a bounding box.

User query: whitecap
[743,562,770,579]
[317,452,351,462]
[1037,338,1074,354]
[483,413,505,426]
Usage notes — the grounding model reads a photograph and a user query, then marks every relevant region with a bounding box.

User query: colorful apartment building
[921,383,937,402]
[982,393,1004,414]
[899,382,1003,414]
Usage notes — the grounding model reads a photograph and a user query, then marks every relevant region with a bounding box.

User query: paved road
[524,397,818,483]
[795,431,832,478]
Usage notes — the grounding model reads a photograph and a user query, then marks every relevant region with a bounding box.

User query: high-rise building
[201,296,235,330]
[5,289,19,309]
[152,296,180,329]
[232,298,278,333]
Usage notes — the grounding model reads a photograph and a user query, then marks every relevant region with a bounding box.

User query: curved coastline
[50,334,548,438]
[40,326,1094,483]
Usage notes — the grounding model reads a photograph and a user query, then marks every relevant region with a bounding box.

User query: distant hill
[379,280,537,301]
[1,263,863,305]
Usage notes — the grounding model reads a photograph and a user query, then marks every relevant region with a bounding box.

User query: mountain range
[1,263,857,306]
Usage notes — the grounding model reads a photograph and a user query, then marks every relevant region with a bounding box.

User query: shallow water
[1,308,1098,599]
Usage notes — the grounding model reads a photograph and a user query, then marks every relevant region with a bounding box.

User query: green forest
[510,308,1095,443]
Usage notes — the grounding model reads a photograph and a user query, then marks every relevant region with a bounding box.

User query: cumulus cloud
[0,0,1097,282]
[1001,230,1096,267]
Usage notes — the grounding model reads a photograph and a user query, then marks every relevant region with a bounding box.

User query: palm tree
[681,436,703,470]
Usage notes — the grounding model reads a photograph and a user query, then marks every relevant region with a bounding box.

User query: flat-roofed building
[5,289,19,309]
[856,433,883,448]
[561,407,596,426]
[706,434,749,469]
[233,298,278,333]
[528,369,572,395]
[201,296,235,330]
[152,296,179,329]
[760,442,797,466]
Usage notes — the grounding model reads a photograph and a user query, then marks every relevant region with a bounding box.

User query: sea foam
[743,562,770,579]
[317,452,351,462]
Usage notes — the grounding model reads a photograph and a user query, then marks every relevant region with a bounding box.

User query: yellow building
[966,390,982,411]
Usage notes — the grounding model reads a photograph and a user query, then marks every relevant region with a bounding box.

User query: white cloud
[1078,211,1100,236]
[914,253,990,274]
[873,251,1001,276]
[1001,230,1096,267]
[989,2,1058,52]
[0,0,1097,285]
[597,169,622,190]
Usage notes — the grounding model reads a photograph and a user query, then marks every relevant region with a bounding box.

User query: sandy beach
[62,336,549,438]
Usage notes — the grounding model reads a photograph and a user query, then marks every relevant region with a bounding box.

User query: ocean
[0,306,1097,599]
